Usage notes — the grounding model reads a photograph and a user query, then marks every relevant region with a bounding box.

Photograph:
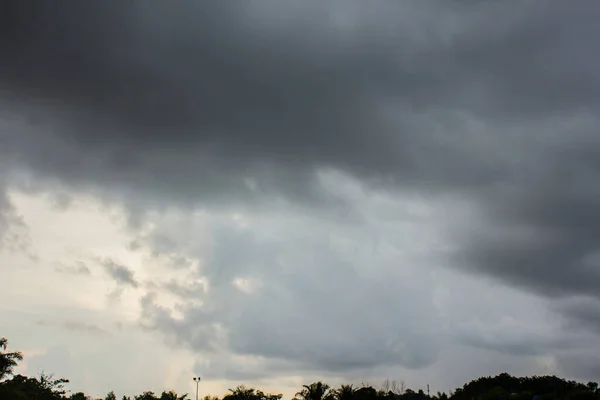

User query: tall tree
[71,392,90,400]
[224,387,258,400]
[160,391,188,400]
[135,392,158,400]
[353,386,378,400]
[0,338,23,381]
[334,385,355,400]
[296,382,334,400]
[223,386,281,400]
[1,373,69,400]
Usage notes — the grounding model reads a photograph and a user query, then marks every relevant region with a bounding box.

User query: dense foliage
[1,337,598,400]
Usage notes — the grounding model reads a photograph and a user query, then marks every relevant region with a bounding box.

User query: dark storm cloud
[553,297,600,335]
[2,0,600,370]
[2,1,594,196]
[450,131,600,300]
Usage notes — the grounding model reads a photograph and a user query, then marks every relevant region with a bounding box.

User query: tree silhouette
[0,337,23,381]
[334,385,355,400]
[70,392,89,400]
[135,391,158,400]
[353,386,378,400]
[160,391,188,400]
[224,386,259,400]
[223,386,281,400]
[1,373,69,400]
[295,382,334,400]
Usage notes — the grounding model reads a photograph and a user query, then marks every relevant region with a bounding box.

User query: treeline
[2,337,599,400]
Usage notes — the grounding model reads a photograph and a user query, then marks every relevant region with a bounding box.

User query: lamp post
[193,376,201,400]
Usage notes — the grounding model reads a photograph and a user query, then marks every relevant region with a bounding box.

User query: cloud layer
[2,0,600,396]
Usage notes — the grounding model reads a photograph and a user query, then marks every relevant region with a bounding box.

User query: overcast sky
[2,1,600,398]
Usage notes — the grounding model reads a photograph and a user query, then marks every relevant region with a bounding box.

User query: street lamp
[193,376,201,400]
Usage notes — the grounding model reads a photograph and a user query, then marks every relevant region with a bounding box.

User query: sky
[1,0,600,398]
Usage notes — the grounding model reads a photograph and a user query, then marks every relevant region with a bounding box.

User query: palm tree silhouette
[0,337,23,381]
[296,382,334,400]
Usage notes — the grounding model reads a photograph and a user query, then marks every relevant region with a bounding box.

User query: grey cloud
[55,261,91,276]
[3,1,600,223]
[47,192,73,211]
[36,319,112,337]
[455,328,567,358]
[448,128,600,301]
[0,185,35,258]
[193,355,302,383]
[557,352,600,384]
[144,278,205,299]
[552,297,600,336]
[99,258,138,288]
[0,184,17,248]
[2,0,600,383]
[138,214,443,376]
[1,2,597,201]
[163,279,205,299]
[107,286,126,305]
